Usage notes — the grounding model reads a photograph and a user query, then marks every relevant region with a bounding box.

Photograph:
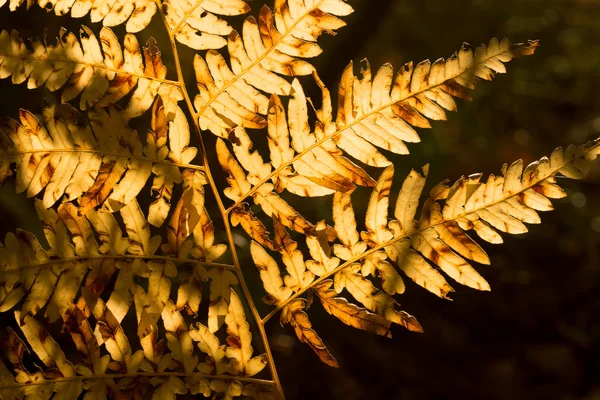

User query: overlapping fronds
[0,0,156,32]
[0,0,595,396]
[0,179,269,397]
[194,0,354,137]
[253,139,600,363]
[0,100,199,225]
[0,297,269,399]
[0,195,225,322]
[221,79,378,209]
[218,136,321,238]
[223,38,539,214]
[0,27,180,118]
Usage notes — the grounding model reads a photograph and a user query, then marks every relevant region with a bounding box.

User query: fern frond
[0,179,273,396]
[0,0,156,32]
[229,38,539,209]
[0,0,590,394]
[0,101,199,223]
[0,299,271,398]
[0,28,180,117]
[257,138,600,363]
[0,188,230,321]
[333,38,538,166]
[193,0,354,137]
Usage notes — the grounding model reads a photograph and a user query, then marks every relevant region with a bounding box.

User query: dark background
[1,1,600,399]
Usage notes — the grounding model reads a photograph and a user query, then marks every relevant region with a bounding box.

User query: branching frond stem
[3,254,236,272]
[0,149,204,171]
[154,2,285,397]
[0,53,179,86]
[226,45,521,214]
[260,149,592,324]
[0,372,273,390]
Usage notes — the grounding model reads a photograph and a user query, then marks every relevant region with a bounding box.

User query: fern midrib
[227,45,521,213]
[2,254,236,273]
[0,149,205,171]
[0,371,272,390]
[192,0,327,120]
[154,4,285,397]
[170,0,207,34]
[260,145,594,324]
[0,52,178,86]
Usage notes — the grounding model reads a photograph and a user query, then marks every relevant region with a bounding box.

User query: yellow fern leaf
[0,28,180,115]
[314,279,393,337]
[0,0,595,396]
[15,312,83,396]
[0,0,156,32]
[224,290,268,377]
[259,139,600,367]
[189,322,227,375]
[280,298,338,367]
[229,38,539,208]
[250,240,293,304]
[0,103,202,218]
[207,267,239,333]
[193,0,353,137]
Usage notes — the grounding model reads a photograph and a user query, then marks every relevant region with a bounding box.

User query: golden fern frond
[0,166,227,323]
[0,101,199,223]
[193,0,353,137]
[0,0,156,32]
[3,200,129,321]
[332,38,539,166]
[0,28,181,118]
[0,298,270,399]
[226,38,539,211]
[0,0,591,395]
[0,176,271,396]
[255,138,600,363]
[9,0,254,52]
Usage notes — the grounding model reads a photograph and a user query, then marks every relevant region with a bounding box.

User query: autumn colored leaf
[1,2,596,399]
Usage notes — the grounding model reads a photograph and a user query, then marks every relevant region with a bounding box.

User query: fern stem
[0,53,179,86]
[2,254,235,272]
[154,3,285,398]
[261,144,597,324]
[192,0,327,121]
[0,149,205,172]
[0,371,274,391]
[226,44,527,214]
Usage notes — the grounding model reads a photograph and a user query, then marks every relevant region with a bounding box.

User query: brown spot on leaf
[226,336,241,349]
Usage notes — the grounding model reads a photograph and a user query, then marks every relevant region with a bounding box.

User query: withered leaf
[314,280,392,338]
[280,299,338,368]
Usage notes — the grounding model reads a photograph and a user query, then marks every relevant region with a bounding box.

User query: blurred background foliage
[1,0,600,399]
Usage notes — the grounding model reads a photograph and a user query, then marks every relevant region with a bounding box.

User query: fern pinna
[0,0,596,399]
